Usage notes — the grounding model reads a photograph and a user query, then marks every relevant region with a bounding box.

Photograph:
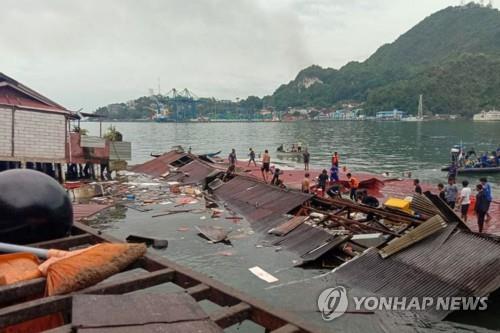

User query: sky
[0,0,492,111]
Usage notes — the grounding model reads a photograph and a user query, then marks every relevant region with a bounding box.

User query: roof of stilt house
[0,72,71,115]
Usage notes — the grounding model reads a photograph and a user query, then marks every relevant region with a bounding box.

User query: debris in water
[248,266,278,283]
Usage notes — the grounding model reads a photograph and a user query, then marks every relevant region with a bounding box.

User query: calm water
[84,120,500,193]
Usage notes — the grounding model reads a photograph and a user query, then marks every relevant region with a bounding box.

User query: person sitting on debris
[357,189,379,208]
[317,169,329,196]
[414,179,422,194]
[346,173,359,201]
[261,150,271,183]
[302,173,311,193]
[326,184,342,199]
[271,168,283,186]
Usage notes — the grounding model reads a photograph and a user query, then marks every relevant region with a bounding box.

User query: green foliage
[268,4,500,117]
[103,126,123,142]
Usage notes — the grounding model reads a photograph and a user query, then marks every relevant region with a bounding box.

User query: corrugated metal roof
[164,160,218,185]
[213,176,312,224]
[109,141,132,161]
[0,73,70,115]
[73,203,111,222]
[81,136,106,148]
[131,151,187,178]
[334,224,500,320]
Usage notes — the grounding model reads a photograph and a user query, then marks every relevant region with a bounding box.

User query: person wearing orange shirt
[332,152,339,167]
[346,173,359,200]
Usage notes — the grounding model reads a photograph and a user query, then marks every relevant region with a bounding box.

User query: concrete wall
[0,108,13,156]
[0,108,67,162]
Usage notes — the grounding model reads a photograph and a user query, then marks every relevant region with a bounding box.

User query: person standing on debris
[480,177,493,222]
[332,152,340,167]
[302,173,311,193]
[444,177,458,208]
[457,180,472,222]
[261,150,271,183]
[228,149,237,167]
[248,148,257,167]
[475,184,489,233]
[346,173,359,200]
[437,183,446,201]
[414,179,422,194]
[317,169,329,196]
[303,148,310,171]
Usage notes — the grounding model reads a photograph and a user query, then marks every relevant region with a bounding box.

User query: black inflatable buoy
[0,169,73,244]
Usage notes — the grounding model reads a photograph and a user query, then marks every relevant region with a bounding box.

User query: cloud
[0,0,491,111]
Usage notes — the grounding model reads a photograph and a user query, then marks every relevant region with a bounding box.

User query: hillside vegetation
[270,3,500,116]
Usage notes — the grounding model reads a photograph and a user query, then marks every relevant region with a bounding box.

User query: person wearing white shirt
[458,180,472,222]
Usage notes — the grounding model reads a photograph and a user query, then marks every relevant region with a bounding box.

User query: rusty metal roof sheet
[73,203,111,222]
[131,151,187,177]
[165,160,218,185]
[334,225,500,320]
[213,176,312,225]
[72,293,222,332]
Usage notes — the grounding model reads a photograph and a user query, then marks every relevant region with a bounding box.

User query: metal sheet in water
[213,176,312,224]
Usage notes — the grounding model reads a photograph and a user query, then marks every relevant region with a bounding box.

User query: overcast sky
[0,0,488,111]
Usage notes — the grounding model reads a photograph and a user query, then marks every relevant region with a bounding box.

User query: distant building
[0,73,72,167]
[376,109,406,120]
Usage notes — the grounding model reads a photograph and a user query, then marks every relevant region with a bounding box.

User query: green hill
[269,3,500,116]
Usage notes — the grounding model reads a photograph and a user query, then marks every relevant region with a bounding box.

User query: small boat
[441,165,500,174]
[276,143,305,160]
[441,145,500,174]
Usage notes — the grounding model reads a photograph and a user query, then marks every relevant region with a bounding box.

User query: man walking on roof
[261,150,271,183]
[248,148,256,167]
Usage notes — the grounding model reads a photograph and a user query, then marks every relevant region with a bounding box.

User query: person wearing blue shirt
[480,177,493,222]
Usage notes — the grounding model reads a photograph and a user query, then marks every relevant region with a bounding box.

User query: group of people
[227,148,283,186]
[451,147,500,170]
[414,176,493,233]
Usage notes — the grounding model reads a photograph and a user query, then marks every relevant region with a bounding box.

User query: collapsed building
[131,150,500,322]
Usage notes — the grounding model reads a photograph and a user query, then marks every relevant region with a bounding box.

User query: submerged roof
[334,223,500,321]
[0,72,70,115]
[213,176,312,225]
[131,151,188,177]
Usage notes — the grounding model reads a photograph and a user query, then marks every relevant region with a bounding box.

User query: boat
[473,109,500,121]
[401,95,424,122]
[276,143,305,160]
[441,145,500,174]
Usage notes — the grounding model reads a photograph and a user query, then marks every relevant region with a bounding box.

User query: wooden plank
[81,268,175,295]
[271,323,301,333]
[0,278,45,307]
[0,296,71,328]
[44,325,72,333]
[209,302,251,329]
[29,234,97,250]
[186,283,211,301]
[71,222,324,332]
